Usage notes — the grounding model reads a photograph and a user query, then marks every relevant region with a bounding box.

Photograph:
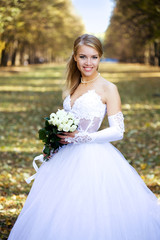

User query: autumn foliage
[0,62,160,239]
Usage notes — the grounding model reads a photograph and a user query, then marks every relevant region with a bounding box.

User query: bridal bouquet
[38,109,79,161]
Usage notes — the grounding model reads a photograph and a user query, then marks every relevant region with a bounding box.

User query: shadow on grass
[1,214,17,240]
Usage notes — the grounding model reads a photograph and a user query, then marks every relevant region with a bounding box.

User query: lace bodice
[63,89,107,133]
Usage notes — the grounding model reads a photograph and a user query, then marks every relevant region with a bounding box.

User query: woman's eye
[79,56,98,59]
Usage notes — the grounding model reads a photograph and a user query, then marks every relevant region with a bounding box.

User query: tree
[104,0,160,65]
[0,0,84,66]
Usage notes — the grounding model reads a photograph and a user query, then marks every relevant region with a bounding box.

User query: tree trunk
[154,41,160,67]
[29,46,36,64]
[11,48,17,66]
[20,46,25,65]
[144,45,150,65]
[1,48,9,66]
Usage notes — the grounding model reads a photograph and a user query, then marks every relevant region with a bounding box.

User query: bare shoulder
[100,77,119,96]
[98,77,121,113]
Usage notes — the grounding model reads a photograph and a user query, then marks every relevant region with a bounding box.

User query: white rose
[56,119,61,126]
[70,125,77,132]
[50,113,56,119]
[52,118,60,126]
[68,112,74,119]
[48,119,53,125]
[74,119,79,125]
[67,119,73,126]
[60,116,68,124]
[63,124,70,132]
[58,124,64,131]
[57,117,63,124]
[56,109,67,118]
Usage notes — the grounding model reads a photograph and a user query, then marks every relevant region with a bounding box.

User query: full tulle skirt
[8,143,160,240]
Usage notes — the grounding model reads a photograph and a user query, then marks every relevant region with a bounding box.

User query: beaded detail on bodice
[63,89,107,133]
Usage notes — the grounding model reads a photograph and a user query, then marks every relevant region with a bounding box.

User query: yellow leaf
[140,163,147,170]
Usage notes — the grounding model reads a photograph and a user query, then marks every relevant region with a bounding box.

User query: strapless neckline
[69,89,106,110]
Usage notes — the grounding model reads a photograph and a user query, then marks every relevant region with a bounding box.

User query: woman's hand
[43,153,51,160]
[57,130,79,144]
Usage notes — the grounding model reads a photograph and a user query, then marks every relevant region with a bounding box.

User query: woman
[8,34,160,240]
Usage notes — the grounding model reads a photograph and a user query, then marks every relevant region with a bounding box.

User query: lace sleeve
[65,111,125,144]
[108,111,125,133]
[66,131,92,144]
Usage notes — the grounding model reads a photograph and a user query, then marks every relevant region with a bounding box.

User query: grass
[0,62,160,239]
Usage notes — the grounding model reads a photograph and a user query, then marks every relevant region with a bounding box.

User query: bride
[8,34,160,240]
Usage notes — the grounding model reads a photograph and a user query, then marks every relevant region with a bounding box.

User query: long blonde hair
[63,34,103,97]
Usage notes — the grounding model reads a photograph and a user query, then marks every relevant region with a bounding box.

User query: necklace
[81,73,100,84]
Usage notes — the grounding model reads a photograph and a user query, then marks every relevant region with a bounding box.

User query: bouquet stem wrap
[25,154,45,184]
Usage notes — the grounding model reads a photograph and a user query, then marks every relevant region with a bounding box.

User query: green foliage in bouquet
[38,117,63,160]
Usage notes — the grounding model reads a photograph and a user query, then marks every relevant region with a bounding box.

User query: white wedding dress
[8,90,160,240]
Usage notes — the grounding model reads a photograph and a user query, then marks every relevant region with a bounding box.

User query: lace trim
[109,111,125,133]
[63,90,106,121]
[65,132,92,144]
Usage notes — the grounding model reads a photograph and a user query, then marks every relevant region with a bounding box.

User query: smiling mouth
[83,67,93,71]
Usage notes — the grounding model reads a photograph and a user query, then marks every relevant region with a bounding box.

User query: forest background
[0,0,160,66]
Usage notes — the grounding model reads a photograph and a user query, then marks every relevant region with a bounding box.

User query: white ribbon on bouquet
[25,154,45,184]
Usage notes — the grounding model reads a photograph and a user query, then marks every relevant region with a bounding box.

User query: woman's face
[74,45,100,78]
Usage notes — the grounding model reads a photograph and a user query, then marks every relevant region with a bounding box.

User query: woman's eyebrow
[79,53,98,56]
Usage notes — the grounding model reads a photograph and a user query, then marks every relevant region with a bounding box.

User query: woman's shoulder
[99,77,121,109]
[99,77,118,94]
[95,77,120,104]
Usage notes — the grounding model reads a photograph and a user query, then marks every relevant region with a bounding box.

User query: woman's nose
[86,58,91,65]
